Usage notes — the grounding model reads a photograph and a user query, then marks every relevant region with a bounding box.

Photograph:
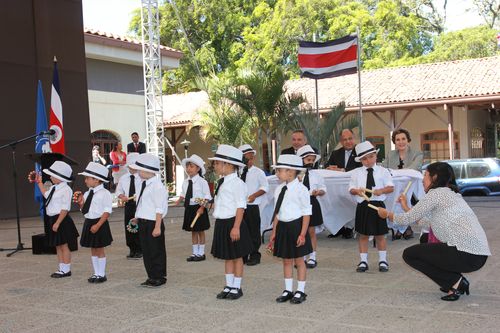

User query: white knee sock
[309,251,316,261]
[199,244,205,256]
[91,256,99,275]
[61,263,71,273]
[379,251,387,263]
[192,244,197,255]
[233,277,242,289]
[58,263,64,272]
[98,257,106,277]
[296,280,306,294]
[284,278,293,292]
[225,273,234,288]
[360,253,368,263]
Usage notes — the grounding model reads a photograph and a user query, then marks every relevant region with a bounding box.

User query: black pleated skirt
[211,217,252,260]
[182,205,210,232]
[309,196,324,227]
[80,218,113,248]
[273,218,313,259]
[355,201,389,236]
[47,214,79,247]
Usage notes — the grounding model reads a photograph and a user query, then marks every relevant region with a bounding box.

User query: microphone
[40,129,56,136]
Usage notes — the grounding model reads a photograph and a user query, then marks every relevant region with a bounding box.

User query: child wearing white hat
[271,154,313,304]
[116,152,143,259]
[30,161,79,278]
[75,162,113,283]
[296,145,326,269]
[238,144,269,266]
[348,141,394,273]
[178,154,212,262]
[209,144,253,300]
[129,153,168,287]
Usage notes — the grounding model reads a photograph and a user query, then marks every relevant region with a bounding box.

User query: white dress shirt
[135,176,168,220]
[181,174,212,205]
[274,178,312,222]
[302,169,327,195]
[83,184,113,219]
[213,173,247,219]
[344,150,353,168]
[45,182,72,217]
[116,171,142,198]
[394,187,491,256]
[348,165,394,203]
[243,165,269,206]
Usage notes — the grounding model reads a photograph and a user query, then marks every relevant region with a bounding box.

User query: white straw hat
[296,145,320,163]
[208,144,245,167]
[354,141,380,162]
[126,152,140,167]
[43,160,73,182]
[238,144,257,155]
[78,162,109,182]
[129,153,161,174]
[272,154,305,171]
[182,154,206,175]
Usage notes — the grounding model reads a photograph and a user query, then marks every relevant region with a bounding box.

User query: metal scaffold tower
[141,0,166,182]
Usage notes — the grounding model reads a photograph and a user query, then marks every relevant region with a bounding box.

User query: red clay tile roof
[285,56,500,111]
[163,56,500,125]
[84,27,183,59]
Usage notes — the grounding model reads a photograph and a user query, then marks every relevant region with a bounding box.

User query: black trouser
[244,205,261,260]
[124,203,142,254]
[138,219,166,280]
[403,243,487,290]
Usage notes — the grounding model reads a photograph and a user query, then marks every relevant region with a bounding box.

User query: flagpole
[315,78,321,158]
[356,27,364,141]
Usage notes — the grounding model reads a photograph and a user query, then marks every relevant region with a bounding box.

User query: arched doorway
[90,130,120,164]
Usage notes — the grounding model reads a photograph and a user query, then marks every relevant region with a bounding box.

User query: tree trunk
[257,127,264,169]
[265,128,272,173]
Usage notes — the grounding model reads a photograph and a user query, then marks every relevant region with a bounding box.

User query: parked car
[423,158,500,196]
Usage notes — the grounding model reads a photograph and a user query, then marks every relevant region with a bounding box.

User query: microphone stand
[0,131,48,257]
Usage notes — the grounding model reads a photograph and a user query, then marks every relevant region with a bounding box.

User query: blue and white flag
[35,80,51,215]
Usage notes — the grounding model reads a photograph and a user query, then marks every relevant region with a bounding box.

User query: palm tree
[290,102,358,163]
[194,75,253,145]
[227,65,305,170]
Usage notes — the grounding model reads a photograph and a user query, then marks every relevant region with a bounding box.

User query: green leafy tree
[290,102,359,163]
[194,75,253,146]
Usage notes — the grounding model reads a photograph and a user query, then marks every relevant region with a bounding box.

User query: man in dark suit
[325,128,361,239]
[325,129,361,172]
[280,129,309,155]
[127,132,146,154]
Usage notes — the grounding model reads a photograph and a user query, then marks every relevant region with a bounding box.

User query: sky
[82,0,485,37]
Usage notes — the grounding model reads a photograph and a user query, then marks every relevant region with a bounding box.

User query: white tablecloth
[259,168,424,235]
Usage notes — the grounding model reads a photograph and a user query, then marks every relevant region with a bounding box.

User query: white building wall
[88,90,146,144]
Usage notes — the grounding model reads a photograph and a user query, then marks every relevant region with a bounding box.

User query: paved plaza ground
[0,197,499,333]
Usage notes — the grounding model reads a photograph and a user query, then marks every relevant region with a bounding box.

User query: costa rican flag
[49,58,66,154]
[298,35,358,79]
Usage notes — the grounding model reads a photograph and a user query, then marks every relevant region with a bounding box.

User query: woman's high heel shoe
[441,277,470,301]
[441,288,461,301]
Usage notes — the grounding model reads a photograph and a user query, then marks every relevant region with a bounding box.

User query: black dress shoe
[457,277,470,295]
[88,274,99,283]
[186,255,197,262]
[246,257,260,266]
[378,261,389,272]
[193,254,206,262]
[393,230,402,240]
[356,261,369,272]
[403,226,414,240]
[342,228,353,239]
[305,259,317,269]
[141,279,153,286]
[226,288,243,300]
[276,290,294,303]
[132,252,143,259]
[94,276,107,283]
[126,252,135,259]
[149,278,166,287]
[290,291,307,304]
[216,286,231,299]
[51,271,71,278]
